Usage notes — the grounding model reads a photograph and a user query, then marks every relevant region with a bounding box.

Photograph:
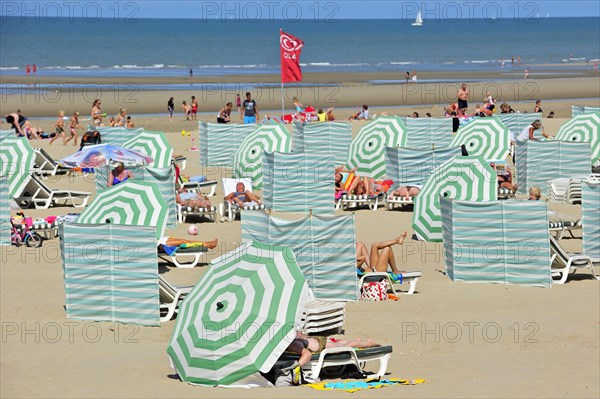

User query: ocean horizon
[1,16,599,78]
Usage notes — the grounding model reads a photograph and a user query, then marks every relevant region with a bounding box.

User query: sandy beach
[1,68,599,398]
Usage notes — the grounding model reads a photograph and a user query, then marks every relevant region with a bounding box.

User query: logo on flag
[280,30,304,83]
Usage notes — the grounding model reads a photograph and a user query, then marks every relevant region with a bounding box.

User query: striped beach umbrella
[0,136,35,197]
[59,144,153,168]
[167,241,309,386]
[555,112,600,164]
[233,124,292,189]
[413,156,497,242]
[77,181,167,239]
[450,117,510,160]
[347,116,407,179]
[123,130,173,168]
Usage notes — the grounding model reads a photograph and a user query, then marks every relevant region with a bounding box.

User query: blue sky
[1,1,599,19]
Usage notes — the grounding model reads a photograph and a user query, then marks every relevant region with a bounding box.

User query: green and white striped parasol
[555,112,599,164]
[450,117,510,160]
[347,116,407,178]
[0,136,35,197]
[123,129,173,168]
[77,181,168,239]
[233,124,292,189]
[413,156,497,242]
[167,241,309,387]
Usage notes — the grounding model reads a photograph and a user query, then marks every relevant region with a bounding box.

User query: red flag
[280,30,304,83]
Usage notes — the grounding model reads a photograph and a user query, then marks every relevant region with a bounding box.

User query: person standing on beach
[524,68,530,79]
[168,97,174,121]
[189,68,193,78]
[236,93,242,120]
[191,96,198,120]
[65,111,82,146]
[91,99,103,126]
[411,70,418,84]
[49,110,66,145]
[405,71,410,83]
[242,92,258,124]
[533,100,543,116]
[33,64,37,74]
[457,83,469,113]
[26,64,31,75]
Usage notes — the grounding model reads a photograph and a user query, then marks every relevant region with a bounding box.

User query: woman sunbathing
[224,182,262,206]
[176,188,212,209]
[356,232,408,275]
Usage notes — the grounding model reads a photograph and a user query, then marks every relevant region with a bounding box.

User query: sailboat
[412,11,423,26]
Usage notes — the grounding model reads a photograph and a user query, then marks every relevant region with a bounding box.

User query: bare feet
[396,231,407,245]
[203,239,218,249]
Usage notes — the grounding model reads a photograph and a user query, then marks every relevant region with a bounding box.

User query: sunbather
[158,236,218,249]
[491,162,518,193]
[107,162,134,187]
[284,331,381,369]
[391,185,421,200]
[224,182,262,206]
[176,188,212,209]
[357,232,408,274]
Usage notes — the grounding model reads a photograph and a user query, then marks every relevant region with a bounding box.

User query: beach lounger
[157,244,208,268]
[173,155,187,171]
[220,178,265,222]
[550,235,599,284]
[385,194,414,210]
[177,174,218,197]
[159,275,193,322]
[497,187,515,199]
[14,175,91,209]
[33,148,70,178]
[176,203,218,223]
[549,220,582,239]
[359,271,422,295]
[336,193,383,212]
[301,300,346,335]
[277,345,394,380]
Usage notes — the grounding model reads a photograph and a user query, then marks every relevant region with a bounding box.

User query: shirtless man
[50,110,66,145]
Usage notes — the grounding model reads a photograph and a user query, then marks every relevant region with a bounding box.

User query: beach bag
[360,280,388,301]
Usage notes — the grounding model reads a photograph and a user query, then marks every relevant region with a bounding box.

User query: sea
[1,16,599,79]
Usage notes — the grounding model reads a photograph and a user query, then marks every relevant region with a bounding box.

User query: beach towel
[307,378,426,393]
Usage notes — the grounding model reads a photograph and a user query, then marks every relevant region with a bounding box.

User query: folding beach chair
[32,148,70,178]
[550,235,599,284]
[220,178,265,222]
[14,175,91,209]
[159,275,193,322]
[176,201,218,224]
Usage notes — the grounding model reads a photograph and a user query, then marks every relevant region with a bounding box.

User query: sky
[1,1,598,19]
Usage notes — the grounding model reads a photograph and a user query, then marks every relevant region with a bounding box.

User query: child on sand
[49,110,65,145]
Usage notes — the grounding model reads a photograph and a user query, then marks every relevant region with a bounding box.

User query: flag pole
[280,28,284,119]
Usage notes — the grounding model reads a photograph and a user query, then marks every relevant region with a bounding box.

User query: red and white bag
[360,280,388,301]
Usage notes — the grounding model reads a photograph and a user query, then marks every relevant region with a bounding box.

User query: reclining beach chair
[14,175,91,209]
[176,200,218,224]
[176,174,218,197]
[385,193,415,210]
[33,148,70,178]
[159,275,193,322]
[359,271,422,295]
[548,178,570,203]
[157,244,208,268]
[220,178,265,222]
[336,193,383,211]
[550,235,599,284]
[277,345,393,380]
[549,219,582,239]
[565,177,584,204]
[173,155,187,171]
